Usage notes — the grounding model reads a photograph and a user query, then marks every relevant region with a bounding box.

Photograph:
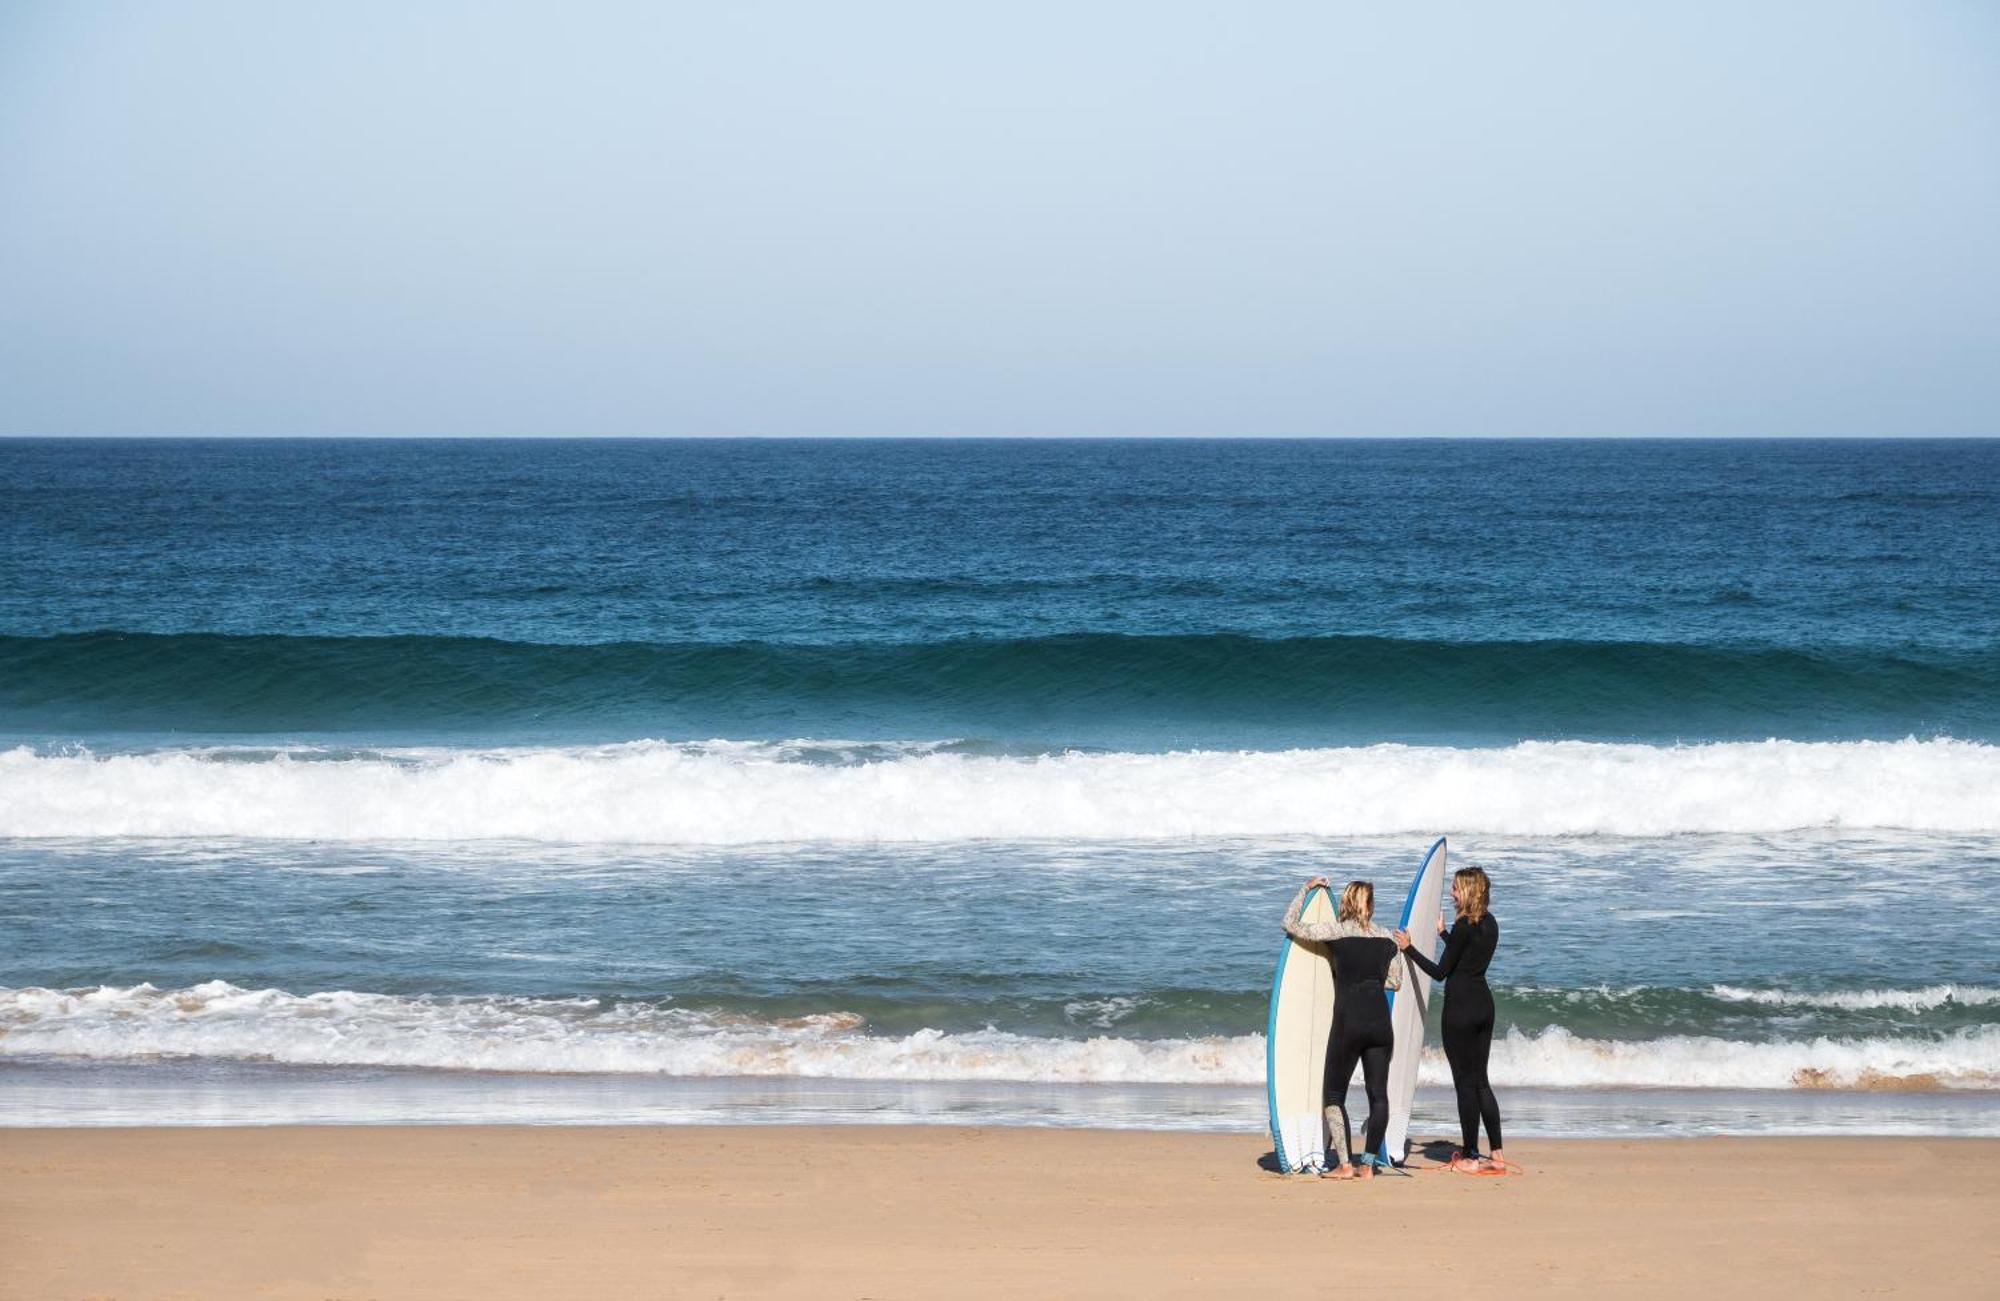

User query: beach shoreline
[4,1125,1994,1299]
[8,1057,1995,1134]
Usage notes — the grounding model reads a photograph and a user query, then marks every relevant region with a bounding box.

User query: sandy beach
[3,1126,1994,1299]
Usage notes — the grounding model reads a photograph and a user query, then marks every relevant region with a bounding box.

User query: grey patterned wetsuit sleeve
[1384,944,1406,992]
[1281,883,1342,943]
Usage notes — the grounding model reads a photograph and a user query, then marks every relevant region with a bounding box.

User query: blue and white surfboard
[1266,883,1337,1173]
[1379,836,1448,1165]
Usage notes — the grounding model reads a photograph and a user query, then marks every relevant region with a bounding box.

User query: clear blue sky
[2,1,1996,436]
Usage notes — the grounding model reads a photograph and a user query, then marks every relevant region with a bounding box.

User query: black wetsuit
[1324,933,1399,1165]
[1403,914,1502,1156]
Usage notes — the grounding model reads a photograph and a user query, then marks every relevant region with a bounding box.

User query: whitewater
[3,736,1996,842]
[6,982,1997,1093]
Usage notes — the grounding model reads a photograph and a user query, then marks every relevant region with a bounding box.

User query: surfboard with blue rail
[1266,883,1336,1173]
[1379,836,1448,1165]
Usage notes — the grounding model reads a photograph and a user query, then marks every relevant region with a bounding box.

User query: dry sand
[3,1126,1995,1299]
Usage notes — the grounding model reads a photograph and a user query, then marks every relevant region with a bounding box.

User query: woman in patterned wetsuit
[1282,877,1406,1180]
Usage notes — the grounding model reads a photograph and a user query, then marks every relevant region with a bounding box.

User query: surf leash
[1398,1151,1526,1175]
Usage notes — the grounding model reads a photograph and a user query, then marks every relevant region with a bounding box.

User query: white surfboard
[1379,836,1448,1165]
[1266,883,1336,1173]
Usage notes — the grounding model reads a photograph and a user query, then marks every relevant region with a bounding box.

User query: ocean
[1,437,1996,1136]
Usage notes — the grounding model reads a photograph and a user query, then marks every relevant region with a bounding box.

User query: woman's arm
[1401,919,1467,982]
[1281,879,1341,943]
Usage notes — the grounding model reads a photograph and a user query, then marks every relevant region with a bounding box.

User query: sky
[1,1,1996,437]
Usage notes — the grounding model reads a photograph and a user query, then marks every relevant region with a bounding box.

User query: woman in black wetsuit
[1283,876,1407,1180]
[1393,865,1504,1170]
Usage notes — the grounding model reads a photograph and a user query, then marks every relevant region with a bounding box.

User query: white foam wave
[1709,984,2000,1012]
[3,984,1994,1091]
[1487,1025,2000,1090]
[3,736,1997,842]
[0,983,1257,1084]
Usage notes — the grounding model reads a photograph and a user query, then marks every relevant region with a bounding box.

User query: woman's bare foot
[1354,1161,1375,1179]
[1320,1163,1356,1180]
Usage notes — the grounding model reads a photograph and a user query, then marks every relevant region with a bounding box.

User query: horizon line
[3,433,1996,442]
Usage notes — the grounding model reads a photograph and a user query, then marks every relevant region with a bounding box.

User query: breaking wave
[2,736,1996,842]
[1708,985,2000,1012]
[4,983,1993,1091]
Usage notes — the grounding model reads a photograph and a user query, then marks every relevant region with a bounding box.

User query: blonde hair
[1338,880,1375,924]
[1452,867,1490,924]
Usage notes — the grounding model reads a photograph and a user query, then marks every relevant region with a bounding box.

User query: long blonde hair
[1452,867,1490,924]
[1338,880,1375,924]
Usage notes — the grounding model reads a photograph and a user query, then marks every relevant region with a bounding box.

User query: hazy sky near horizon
[3,2,1997,437]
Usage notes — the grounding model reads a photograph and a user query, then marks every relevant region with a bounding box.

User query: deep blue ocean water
[1,438,1996,1133]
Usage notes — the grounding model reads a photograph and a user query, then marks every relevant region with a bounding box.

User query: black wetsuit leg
[1357,1041,1392,1158]
[1324,1016,1394,1163]
[1471,1013,1502,1152]
[1441,982,1500,1154]
[1322,1036,1360,1164]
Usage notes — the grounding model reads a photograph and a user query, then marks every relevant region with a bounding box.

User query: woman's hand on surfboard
[1305,875,1329,890]
[1391,928,1411,948]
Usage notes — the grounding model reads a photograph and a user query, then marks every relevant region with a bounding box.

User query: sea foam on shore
[6,981,1995,1092]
